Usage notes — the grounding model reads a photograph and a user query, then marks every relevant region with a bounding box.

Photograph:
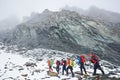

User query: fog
[0,0,120,21]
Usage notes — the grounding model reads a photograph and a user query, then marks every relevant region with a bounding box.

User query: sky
[0,0,120,21]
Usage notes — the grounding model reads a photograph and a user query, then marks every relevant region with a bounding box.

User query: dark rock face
[107,43,120,53]
[6,10,120,65]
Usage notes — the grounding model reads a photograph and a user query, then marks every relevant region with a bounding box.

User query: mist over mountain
[87,6,120,23]
[0,16,20,31]
[63,6,120,23]
[1,9,118,65]
[0,16,20,44]
[62,6,120,42]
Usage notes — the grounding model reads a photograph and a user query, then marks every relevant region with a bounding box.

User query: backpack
[91,54,99,64]
[78,56,81,64]
[56,60,60,66]
[67,58,70,66]
[93,55,99,61]
[70,60,74,67]
[81,55,86,63]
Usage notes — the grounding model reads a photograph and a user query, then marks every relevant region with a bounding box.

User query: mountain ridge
[0,9,120,65]
[63,6,120,23]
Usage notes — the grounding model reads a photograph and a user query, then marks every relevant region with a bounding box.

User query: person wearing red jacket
[47,59,53,72]
[80,54,87,75]
[89,53,105,75]
[56,60,60,74]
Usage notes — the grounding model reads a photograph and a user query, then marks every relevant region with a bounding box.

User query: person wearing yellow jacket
[66,58,74,77]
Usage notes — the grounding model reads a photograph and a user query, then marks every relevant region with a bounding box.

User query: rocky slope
[3,9,120,65]
[0,43,120,80]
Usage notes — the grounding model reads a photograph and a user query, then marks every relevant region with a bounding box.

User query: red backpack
[81,55,86,63]
[56,60,60,66]
[91,54,99,64]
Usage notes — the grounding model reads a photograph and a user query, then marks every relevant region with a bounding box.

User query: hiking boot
[93,73,97,75]
[84,73,88,76]
[66,74,68,76]
[102,72,105,75]
[80,73,83,75]
[72,74,74,77]
[102,73,105,75]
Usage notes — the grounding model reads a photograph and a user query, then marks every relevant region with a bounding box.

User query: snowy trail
[0,49,78,80]
[0,44,120,80]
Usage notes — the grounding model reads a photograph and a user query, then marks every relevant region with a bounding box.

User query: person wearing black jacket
[89,53,105,75]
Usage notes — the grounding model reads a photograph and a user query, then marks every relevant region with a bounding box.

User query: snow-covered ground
[0,43,120,80]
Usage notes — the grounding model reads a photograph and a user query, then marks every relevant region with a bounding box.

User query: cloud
[0,0,120,21]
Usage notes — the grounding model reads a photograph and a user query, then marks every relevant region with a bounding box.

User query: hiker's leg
[80,62,83,74]
[66,66,69,75]
[51,66,53,71]
[56,66,57,72]
[62,66,64,75]
[98,65,105,75]
[67,66,71,75]
[83,63,87,74]
[62,70,64,75]
[56,66,59,74]
[58,66,59,74]
[57,66,59,74]
[93,64,97,75]
[100,68,104,74]
[70,66,74,77]
[49,66,51,71]
[81,62,87,74]
[65,66,67,74]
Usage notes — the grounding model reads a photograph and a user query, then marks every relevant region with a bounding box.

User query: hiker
[89,53,105,75]
[56,60,60,74]
[66,58,74,77]
[50,59,54,71]
[61,59,67,75]
[48,59,51,71]
[79,54,87,75]
[48,59,54,71]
